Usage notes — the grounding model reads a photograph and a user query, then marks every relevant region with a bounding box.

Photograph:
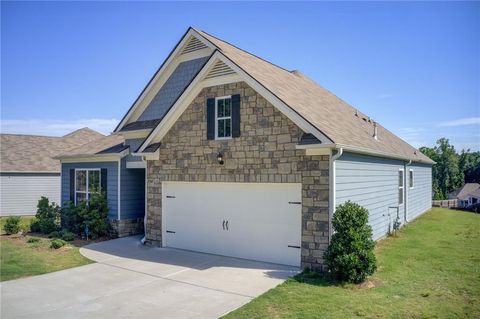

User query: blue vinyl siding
[407,163,432,221]
[125,138,144,163]
[336,152,412,240]
[61,162,118,220]
[120,158,145,220]
[138,57,209,121]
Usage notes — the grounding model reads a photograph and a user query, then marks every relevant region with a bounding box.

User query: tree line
[420,138,480,200]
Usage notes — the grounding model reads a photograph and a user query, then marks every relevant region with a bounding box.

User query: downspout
[329,147,343,241]
[405,159,412,223]
[141,156,147,245]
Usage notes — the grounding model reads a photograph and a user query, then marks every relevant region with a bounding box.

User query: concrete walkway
[1,236,298,319]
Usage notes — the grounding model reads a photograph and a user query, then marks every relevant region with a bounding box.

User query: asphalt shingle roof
[195,29,433,164]
[0,128,104,172]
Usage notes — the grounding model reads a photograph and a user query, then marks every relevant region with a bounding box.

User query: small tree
[324,201,377,283]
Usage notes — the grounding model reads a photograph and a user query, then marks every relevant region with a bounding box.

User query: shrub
[31,197,60,234]
[324,201,377,283]
[4,216,21,235]
[26,237,40,243]
[61,193,109,239]
[50,238,66,249]
[61,231,75,242]
[48,231,61,238]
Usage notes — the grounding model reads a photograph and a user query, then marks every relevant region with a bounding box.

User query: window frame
[398,168,405,205]
[409,169,414,189]
[74,168,101,205]
[214,95,233,140]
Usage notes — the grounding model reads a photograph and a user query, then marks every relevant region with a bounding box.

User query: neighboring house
[0,128,103,216]
[57,28,433,269]
[449,183,480,207]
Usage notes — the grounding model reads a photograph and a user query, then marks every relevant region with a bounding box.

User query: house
[449,183,480,207]
[57,28,433,269]
[0,128,103,216]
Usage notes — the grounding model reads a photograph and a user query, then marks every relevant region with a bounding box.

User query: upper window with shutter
[207,94,240,140]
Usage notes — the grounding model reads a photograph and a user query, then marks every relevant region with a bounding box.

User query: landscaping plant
[50,238,67,249]
[61,192,109,239]
[324,201,377,283]
[30,197,60,234]
[3,216,21,235]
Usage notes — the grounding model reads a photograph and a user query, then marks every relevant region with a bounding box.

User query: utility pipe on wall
[329,147,343,241]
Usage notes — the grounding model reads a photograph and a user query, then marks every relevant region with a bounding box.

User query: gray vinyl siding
[61,162,118,220]
[335,152,406,240]
[0,173,60,216]
[407,163,432,221]
[138,57,209,121]
[120,158,145,220]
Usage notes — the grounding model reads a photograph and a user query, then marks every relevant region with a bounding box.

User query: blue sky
[1,1,479,151]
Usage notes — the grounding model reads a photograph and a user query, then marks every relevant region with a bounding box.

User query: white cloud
[0,118,119,136]
[397,127,427,148]
[439,117,480,127]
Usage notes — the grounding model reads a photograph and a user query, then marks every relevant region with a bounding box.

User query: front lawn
[224,208,480,318]
[0,217,93,282]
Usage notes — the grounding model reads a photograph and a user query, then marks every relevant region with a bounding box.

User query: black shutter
[206,98,216,140]
[69,169,75,202]
[101,168,108,197]
[232,94,241,138]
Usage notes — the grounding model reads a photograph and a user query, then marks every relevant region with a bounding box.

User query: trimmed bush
[61,231,75,242]
[31,197,60,234]
[48,231,61,238]
[26,237,41,243]
[4,216,22,235]
[61,192,109,239]
[324,201,377,283]
[50,239,66,249]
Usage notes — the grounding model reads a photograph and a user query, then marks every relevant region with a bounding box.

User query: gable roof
[0,128,104,172]
[194,29,432,164]
[449,183,480,200]
[121,27,432,164]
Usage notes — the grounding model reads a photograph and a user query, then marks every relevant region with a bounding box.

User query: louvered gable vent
[180,36,208,55]
[204,60,235,79]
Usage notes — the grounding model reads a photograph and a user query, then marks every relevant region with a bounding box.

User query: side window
[409,169,414,188]
[398,169,404,205]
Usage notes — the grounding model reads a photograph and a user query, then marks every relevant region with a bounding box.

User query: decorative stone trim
[110,218,144,238]
[146,81,329,270]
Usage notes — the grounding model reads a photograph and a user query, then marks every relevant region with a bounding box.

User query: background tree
[420,138,462,199]
[459,150,480,183]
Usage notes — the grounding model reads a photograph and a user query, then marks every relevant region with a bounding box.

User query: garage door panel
[163,182,301,266]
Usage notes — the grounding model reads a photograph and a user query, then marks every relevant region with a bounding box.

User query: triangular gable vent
[204,60,235,79]
[180,36,208,55]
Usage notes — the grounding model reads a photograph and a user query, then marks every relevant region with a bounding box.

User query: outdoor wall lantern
[217,152,224,165]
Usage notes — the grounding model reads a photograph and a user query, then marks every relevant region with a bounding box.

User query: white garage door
[162,182,302,266]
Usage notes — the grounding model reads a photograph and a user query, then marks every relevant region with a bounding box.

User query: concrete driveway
[1,236,298,319]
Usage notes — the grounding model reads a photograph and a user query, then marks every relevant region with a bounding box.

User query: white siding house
[0,129,104,216]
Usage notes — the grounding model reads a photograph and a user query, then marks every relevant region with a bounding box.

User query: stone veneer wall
[146,82,330,270]
[110,218,144,238]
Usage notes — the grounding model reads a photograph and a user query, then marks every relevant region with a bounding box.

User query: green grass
[0,216,34,235]
[224,208,480,319]
[0,216,93,282]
